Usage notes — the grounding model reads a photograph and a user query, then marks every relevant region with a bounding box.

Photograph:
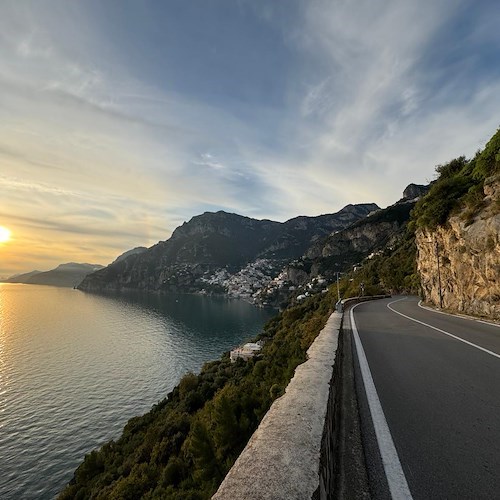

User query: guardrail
[337,294,391,312]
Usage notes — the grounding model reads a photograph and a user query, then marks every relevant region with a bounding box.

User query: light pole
[336,271,341,302]
[435,239,443,308]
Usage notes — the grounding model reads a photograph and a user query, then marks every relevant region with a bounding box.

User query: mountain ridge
[78,204,379,295]
[3,263,104,288]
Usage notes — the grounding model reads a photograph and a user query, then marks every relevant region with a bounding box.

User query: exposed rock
[303,200,416,278]
[417,175,500,319]
[284,264,311,286]
[402,183,429,200]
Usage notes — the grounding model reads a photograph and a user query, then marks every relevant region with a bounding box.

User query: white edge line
[477,319,500,328]
[350,303,413,500]
[417,300,500,329]
[389,301,500,359]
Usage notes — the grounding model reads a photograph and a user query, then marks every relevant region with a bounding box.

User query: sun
[0,226,11,243]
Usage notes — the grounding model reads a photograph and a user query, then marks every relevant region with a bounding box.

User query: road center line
[350,303,413,500]
[388,300,500,359]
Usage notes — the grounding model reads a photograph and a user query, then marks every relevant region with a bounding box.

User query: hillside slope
[305,200,416,270]
[3,270,42,283]
[79,204,378,295]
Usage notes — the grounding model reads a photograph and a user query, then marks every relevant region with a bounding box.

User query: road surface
[348,296,500,500]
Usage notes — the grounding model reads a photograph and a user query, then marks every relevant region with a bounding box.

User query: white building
[230,342,262,362]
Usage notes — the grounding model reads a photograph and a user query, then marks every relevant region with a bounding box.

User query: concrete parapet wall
[212,311,343,500]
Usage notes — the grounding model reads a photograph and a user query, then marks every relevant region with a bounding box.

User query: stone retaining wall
[212,311,342,500]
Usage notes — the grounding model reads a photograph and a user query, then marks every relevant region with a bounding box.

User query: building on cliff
[230,342,263,362]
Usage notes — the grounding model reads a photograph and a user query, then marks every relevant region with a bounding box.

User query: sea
[0,283,274,499]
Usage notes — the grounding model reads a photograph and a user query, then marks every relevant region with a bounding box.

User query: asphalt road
[350,296,500,500]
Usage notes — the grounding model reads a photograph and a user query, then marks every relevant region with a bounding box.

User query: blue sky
[1,0,500,275]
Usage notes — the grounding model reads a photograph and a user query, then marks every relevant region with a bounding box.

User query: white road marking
[350,303,413,500]
[388,300,500,359]
[477,319,500,328]
[417,300,500,329]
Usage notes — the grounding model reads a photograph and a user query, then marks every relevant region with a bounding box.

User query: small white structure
[230,342,262,363]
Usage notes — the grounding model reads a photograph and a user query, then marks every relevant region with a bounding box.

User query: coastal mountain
[4,270,42,283]
[78,204,378,295]
[4,263,104,288]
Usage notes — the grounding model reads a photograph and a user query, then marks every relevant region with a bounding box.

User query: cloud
[1,0,500,275]
[244,0,500,212]
[0,13,282,218]
[193,153,226,171]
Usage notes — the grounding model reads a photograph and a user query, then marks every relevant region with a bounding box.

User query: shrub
[473,128,500,179]
[414,171,474,229]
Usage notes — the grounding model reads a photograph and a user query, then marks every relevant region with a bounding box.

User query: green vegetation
[472,128,500,179]
[350,200,414,228]
[59,290,335,500]
[338,228,419,297]
[413,128,500,230]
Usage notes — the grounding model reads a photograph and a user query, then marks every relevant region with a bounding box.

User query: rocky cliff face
[301,200,416,279]
[79,204,378,295]
[402,183,429,200]
[417,174,500,319]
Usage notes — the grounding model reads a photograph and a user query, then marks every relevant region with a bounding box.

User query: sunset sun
[0,226,11,243]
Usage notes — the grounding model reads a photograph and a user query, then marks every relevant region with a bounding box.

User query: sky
[1,0,500,276]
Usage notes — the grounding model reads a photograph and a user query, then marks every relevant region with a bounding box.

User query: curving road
[348,296,500,500]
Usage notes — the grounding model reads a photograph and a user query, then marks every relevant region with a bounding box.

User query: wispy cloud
[194,153,226,171]
[0,0,499,275]
[248,0,500,211]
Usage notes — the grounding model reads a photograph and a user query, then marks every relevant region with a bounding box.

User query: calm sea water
[0,284,274,499]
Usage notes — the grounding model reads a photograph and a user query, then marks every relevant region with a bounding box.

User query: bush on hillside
[413,128,500,230]
[473,128,500,179]
[413,170,475,229]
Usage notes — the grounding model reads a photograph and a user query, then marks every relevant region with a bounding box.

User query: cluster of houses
[200,259,281,300]
[199,259,334,308]
[295,276,328,301]
[225,260,276,299]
